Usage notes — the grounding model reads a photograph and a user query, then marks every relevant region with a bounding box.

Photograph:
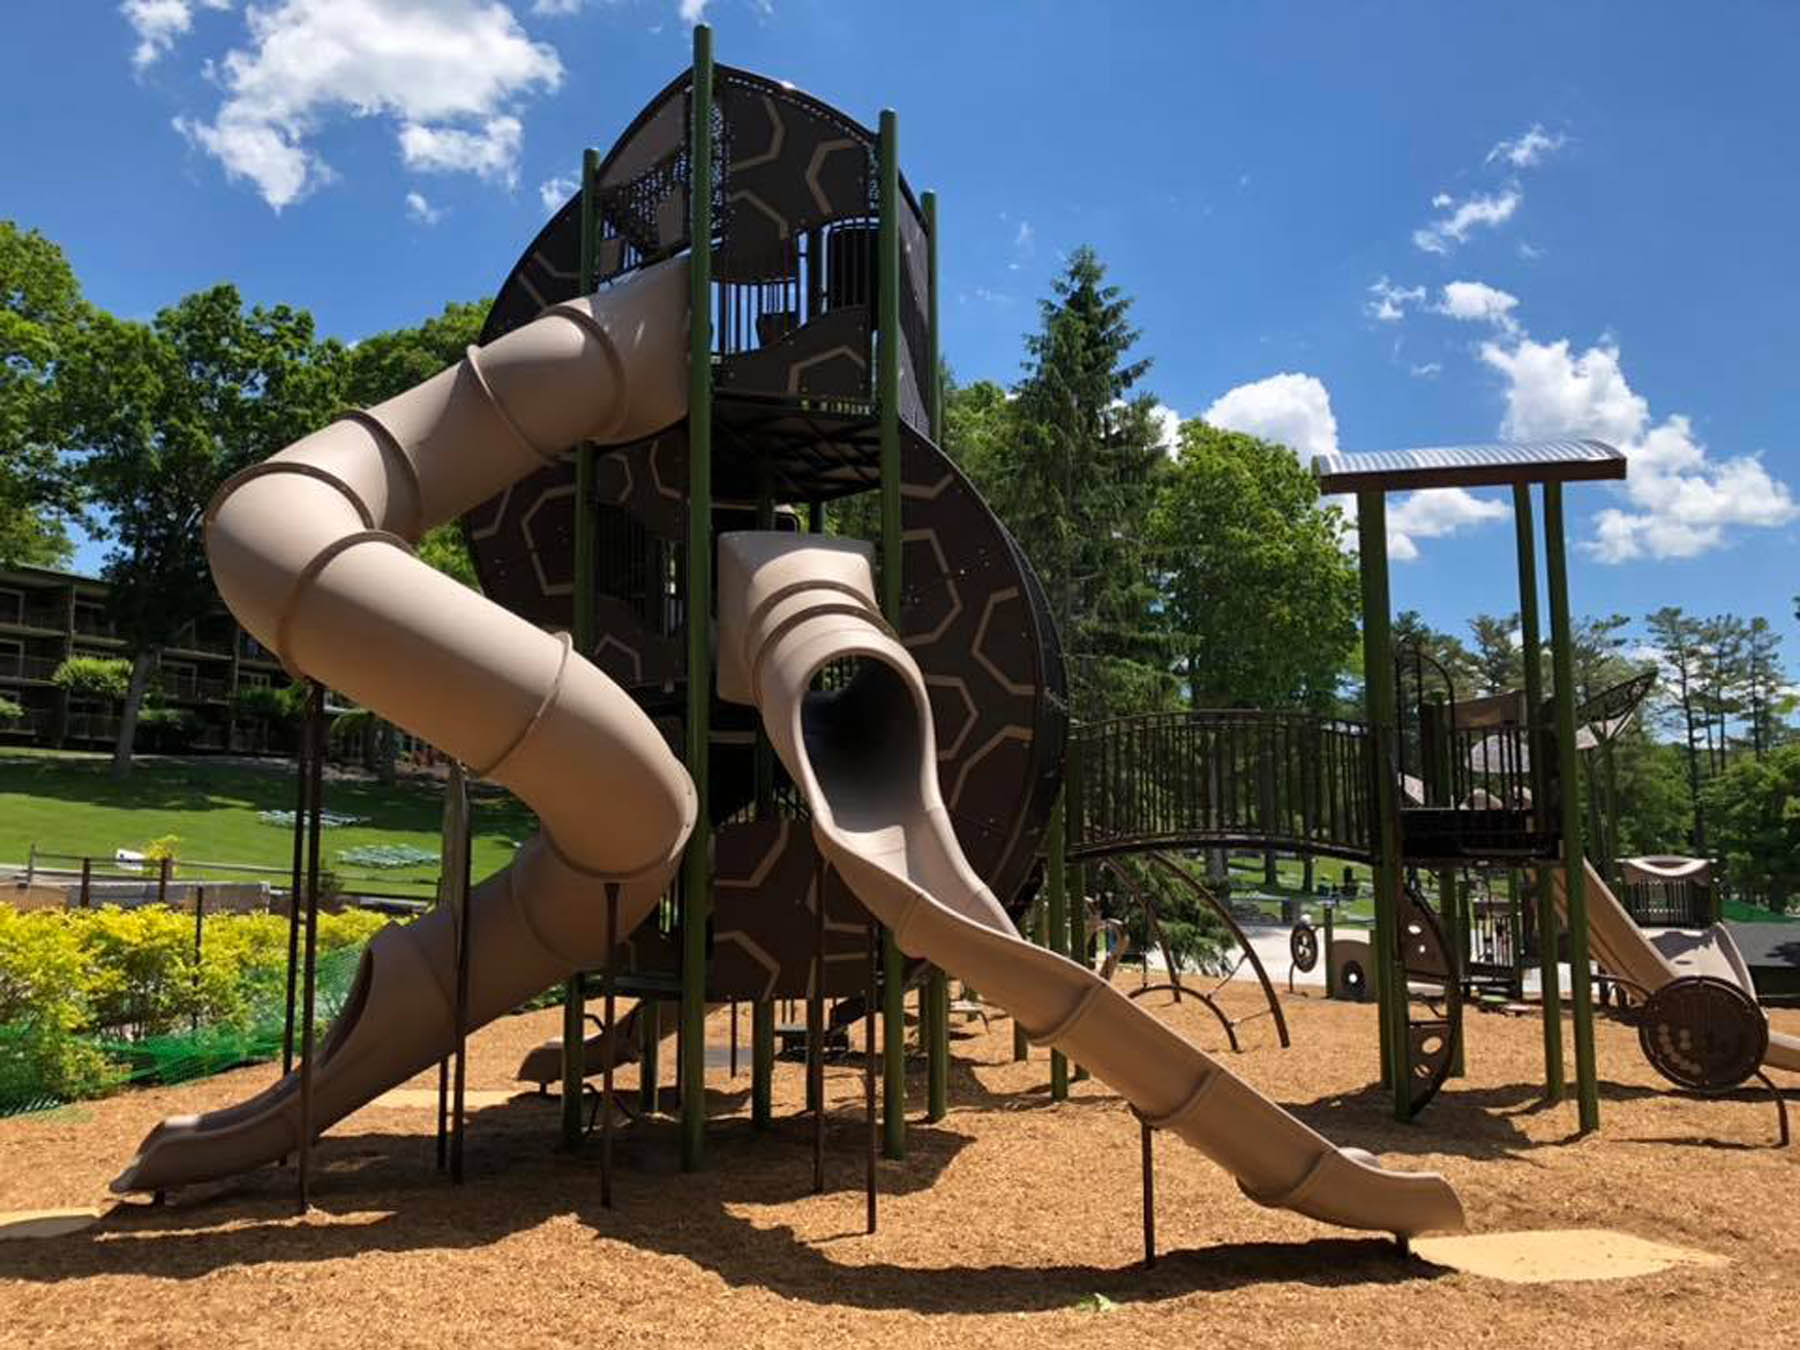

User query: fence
[18,846,437,914]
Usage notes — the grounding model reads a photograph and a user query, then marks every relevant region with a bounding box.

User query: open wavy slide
[112,257,698,1194]
[1548,858,1800,1076]
[716,532,1464,1238]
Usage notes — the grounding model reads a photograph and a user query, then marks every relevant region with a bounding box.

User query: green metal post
[1066,790,1088,1083]
[1544,483,1600,1132]
[921,189,949,1125]
[876,107,907,1161]
[639,998,659,1112]
[562,142,604,1152]
[751,998,773,1130]
[1356,492,1408,1118]
[1047,788,1069,1101]
[1513,484,1562,1100]
[678,23,715,1172]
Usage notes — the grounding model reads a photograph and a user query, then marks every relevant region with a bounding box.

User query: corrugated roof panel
[1312,438,1626,493]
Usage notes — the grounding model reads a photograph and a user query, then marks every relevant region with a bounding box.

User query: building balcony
[0,653,65,683]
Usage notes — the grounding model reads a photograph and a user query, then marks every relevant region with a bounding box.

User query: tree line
[4,221,1794,902]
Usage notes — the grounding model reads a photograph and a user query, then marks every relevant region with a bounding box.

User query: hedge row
[0,905,389,1112]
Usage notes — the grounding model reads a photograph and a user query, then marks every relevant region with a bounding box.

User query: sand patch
[0,1208,104,1241]
[1413,1229,1727,1283]
[368,1088,519,1111]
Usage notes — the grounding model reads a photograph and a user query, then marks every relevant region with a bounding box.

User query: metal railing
[1068,710,1377,862]
[1618,877,1715,927]
[0,653,62,682]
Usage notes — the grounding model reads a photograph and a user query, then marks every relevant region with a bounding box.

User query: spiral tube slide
[1548,859,1800,1075]
[717,532,1464,1238]
[112,257,698,1194]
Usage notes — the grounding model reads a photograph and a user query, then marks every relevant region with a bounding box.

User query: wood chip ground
[2,976,1795,1348]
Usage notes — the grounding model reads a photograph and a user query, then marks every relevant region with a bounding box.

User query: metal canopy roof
[1312,438,1626,493]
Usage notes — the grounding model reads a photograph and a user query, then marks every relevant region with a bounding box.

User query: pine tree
[993,247,1173,721]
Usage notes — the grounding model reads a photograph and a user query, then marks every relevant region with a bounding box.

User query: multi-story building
[0,563,292,753]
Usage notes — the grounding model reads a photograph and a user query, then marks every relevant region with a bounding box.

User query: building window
[0,588,22,626]
[0,638,20,678]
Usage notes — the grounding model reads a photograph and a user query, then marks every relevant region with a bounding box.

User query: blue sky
[5,1,1797,656]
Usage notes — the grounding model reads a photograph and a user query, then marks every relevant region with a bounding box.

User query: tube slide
[1547,858,1799,1075]
[112,257,698,1194]
[716,532,1464,1237]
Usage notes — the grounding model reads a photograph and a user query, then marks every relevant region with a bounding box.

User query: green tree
[1392,611,1480,696]
[1646,605,1708,850]
[989,247,1172,720]
[1701,742,1800,912]
[1150,422,1357,711]
[0,222,82,567]
[1466,613,1522,695]
[342,299,490,591]
[59,287,342,778]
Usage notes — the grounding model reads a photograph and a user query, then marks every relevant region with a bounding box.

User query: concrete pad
[1413,1229,1726,1284]
[0,1207,104,1241]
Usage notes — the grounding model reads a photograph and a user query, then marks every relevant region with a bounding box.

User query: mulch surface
[2,977,1795,1348]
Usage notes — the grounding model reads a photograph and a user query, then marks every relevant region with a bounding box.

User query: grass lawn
[0,749,537,901]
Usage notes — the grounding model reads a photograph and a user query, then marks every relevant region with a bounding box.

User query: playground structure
[101,26,1792,1262]
[110,30,1465,1241]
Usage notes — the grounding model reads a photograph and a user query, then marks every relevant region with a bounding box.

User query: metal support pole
[1544,483,1600,1132]
[1323,903,1336,999]
[282,726,305,1073]
[563,140,604,1153]
[1513,483,1562,1100]
[601,881,619,1206]
[865,921,879,1235]
[751,999,773,1130]
[1356,492,1408,1118]
[874,105,907,1162]
[1047,788,1069,1101]
[639,1000,660,1114]
[811,854,826,1193]
[296,683,325,1212]
[157,854,170,908]
[191,884,205,1032]
[450,766,472,1184]
[1140,1120,1156,1267]
[920,187,949,1127]
[678,20,717,1175]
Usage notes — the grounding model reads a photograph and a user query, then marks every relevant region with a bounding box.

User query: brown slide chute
[113,258,697,1194]
[718,531,1464,1238]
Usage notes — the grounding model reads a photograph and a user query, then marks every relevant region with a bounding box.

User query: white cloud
[680,0,708,21]
[1409,362,1442,379]
[404,190,443,225]
[1437,280,1521,333]
[1518,241,1544,261]
[1481,335,1799,561]
[399,116,523,183]
[1013,220,1035,252]
[1413,188,1521,254]
[1367,276,1425,323]
[121,0,230,69]
[1202,373,1339,463]
[1387,488,1510,561]
[169,0,562,209]
[538,173,578,211]
[533,0,584,12]
[1430,192,1452,209]
[1488,124,1566,169]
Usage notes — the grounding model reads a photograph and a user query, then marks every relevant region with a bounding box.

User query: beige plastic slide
[112,257,698,1194]
[1547,858,1800,1075]
[716,532,1464,1237]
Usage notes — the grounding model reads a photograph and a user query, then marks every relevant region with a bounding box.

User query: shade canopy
[1314,439,1626,494]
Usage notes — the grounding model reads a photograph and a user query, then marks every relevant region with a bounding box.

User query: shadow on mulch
[0,1066,1443,1313]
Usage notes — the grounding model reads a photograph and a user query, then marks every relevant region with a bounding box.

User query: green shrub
[233,683,305,722]
[135,705,202,753]
[52,655,131,699]
[0,695,22,726]
[0,904,394,1112]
